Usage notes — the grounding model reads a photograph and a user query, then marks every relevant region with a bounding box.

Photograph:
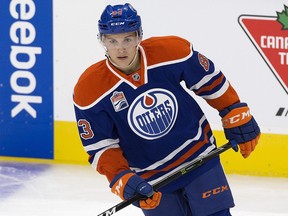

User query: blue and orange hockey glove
[220,102,261,158]
[110,170,162,209]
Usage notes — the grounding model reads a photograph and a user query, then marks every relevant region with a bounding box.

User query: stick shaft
[97,140,236,216]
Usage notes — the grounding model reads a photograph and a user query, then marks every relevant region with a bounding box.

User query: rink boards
[52,121,288,178]
[2,121,286,177]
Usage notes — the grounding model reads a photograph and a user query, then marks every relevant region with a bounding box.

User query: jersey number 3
[78,119,94,140]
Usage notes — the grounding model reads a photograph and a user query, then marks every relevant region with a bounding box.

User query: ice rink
[0,160,288,216]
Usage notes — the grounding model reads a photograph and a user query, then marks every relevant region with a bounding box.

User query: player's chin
[116,60,131,67]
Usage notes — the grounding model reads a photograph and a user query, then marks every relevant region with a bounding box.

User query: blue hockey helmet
[98,3,142,36]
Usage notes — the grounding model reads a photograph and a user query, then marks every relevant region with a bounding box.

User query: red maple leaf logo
[239,11,288,94]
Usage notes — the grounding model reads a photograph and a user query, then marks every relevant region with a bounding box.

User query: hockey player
[73,3,261,216]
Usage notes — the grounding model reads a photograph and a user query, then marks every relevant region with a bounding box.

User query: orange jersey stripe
[206,84,240,111]
[195,74,225,95]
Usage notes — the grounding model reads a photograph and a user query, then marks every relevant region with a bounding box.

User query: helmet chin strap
[105,46,139,72]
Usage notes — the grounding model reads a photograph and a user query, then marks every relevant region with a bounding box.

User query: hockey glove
[110,170,162,209]
[220,102,261,158]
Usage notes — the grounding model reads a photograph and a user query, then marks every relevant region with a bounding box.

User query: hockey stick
[97,140,238,216]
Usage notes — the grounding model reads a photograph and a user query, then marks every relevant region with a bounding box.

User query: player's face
[102,32,140,67]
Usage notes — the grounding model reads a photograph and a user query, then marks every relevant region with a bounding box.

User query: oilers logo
[128,88,178,140]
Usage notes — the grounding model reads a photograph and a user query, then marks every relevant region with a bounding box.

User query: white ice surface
[0,161,287,216]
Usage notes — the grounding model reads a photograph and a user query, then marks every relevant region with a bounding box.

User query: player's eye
[108,39,117,44]
[124,38,132,43]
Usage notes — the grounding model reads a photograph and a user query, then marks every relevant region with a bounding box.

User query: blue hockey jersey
[73,36,240,192]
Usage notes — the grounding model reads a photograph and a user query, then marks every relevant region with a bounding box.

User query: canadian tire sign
[239,5,288,94]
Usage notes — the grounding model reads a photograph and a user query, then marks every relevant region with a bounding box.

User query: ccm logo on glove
[221,106,251,128]
[111,172,134,199]
[113,178,124,197]
[220,103,261,158]
[110,171,162,209]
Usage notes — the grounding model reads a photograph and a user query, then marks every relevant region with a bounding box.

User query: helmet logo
[111,22,125,26]
[111,9,123,17]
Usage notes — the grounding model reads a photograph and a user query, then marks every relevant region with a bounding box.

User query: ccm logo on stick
[9,0,42,118]
[98,207,116,216]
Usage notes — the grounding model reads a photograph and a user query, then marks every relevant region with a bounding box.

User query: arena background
[1,0,287,177]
